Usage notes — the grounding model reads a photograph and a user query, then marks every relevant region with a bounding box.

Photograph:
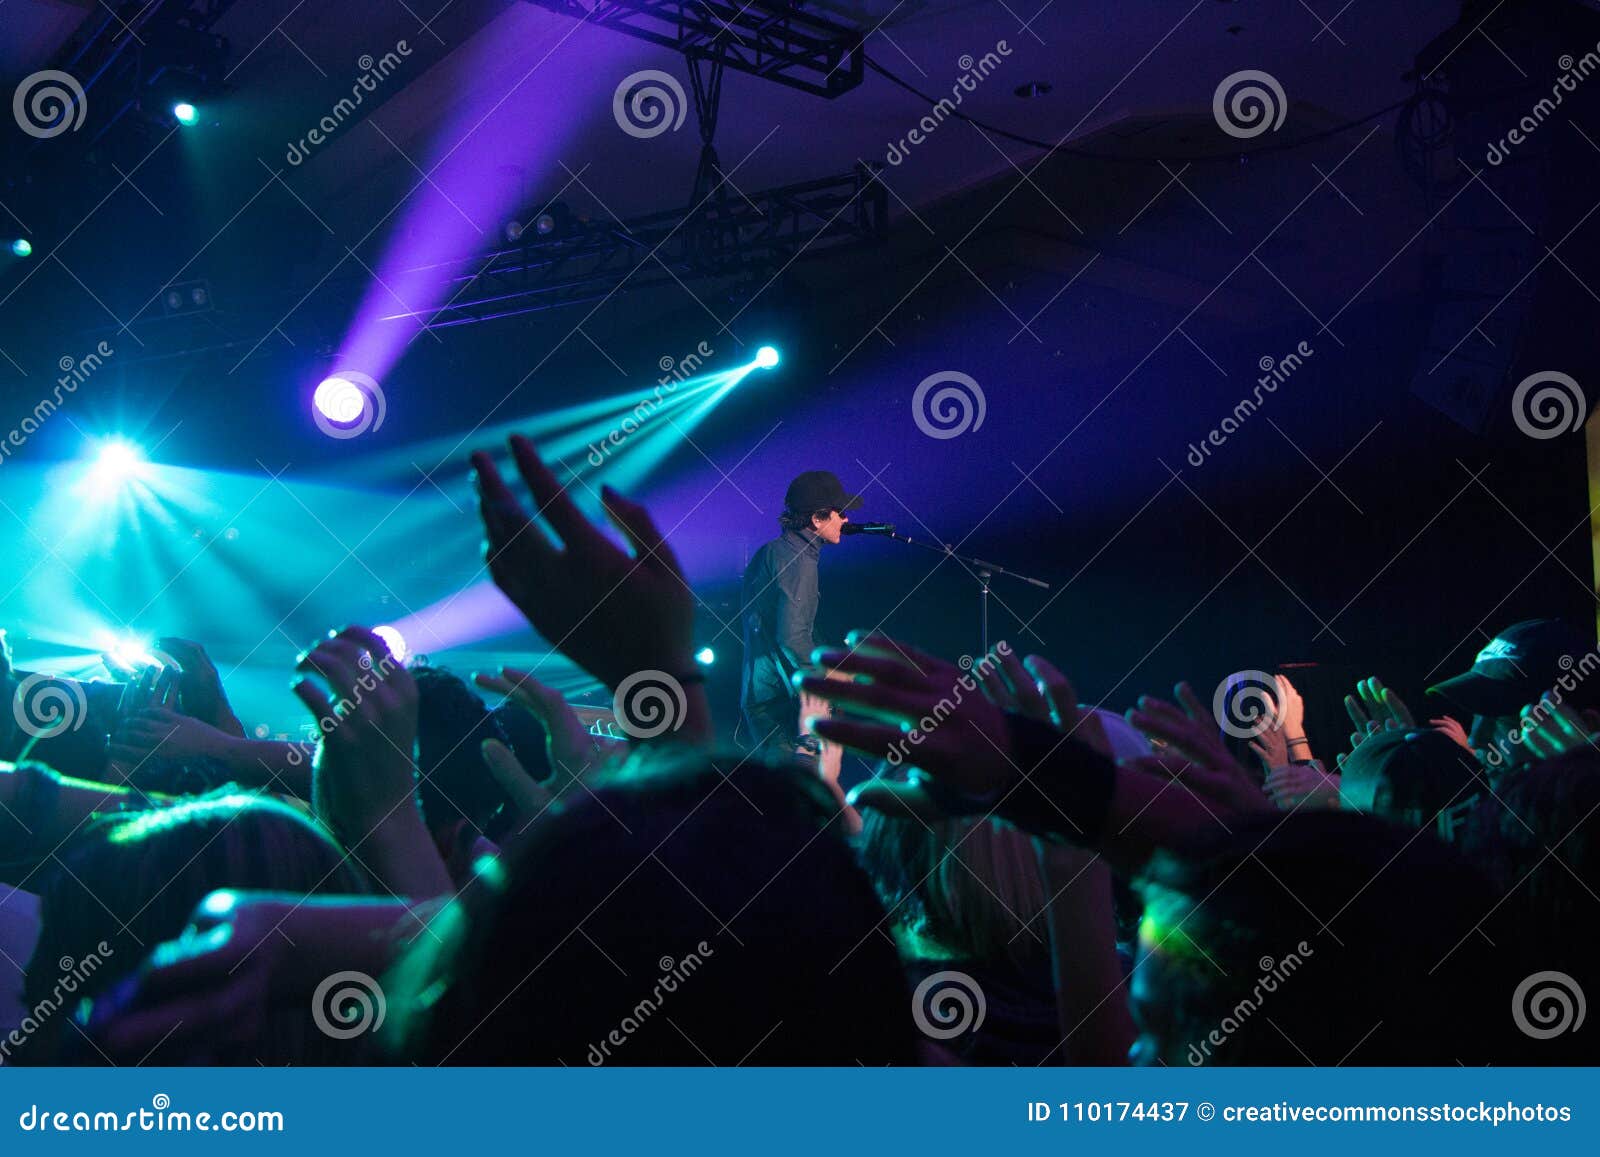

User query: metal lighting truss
[379,2,881,327]
[521,0,865,97]
[388,165,888,329]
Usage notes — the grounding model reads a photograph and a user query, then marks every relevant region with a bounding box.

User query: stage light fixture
[173,102,199,126]
[695,647,716,666]
[373,625,409,664]
[10,239,31,258]
[506,204,569,245]
[755,345,780,369]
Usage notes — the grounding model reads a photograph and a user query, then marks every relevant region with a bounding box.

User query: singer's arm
[774,555,819,690]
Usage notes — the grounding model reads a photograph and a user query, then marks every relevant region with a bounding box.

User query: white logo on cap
[1475,639,1520,663]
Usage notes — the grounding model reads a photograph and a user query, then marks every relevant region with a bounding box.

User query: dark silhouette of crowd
[1,434,1594,1066]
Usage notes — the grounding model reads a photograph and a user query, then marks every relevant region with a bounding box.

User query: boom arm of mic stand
[881,532,1051,589]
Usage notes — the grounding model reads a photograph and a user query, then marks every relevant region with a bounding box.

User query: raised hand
[1342,676,1415,766]
[1347,676,1415,733]
[799,632,1013,808]
[821,639,1106,820]
[472,666,619,808]
[295,626,449,898]
[104,666,184,786]
[1274,672,1307,737]
[1022,652,1112,756]
[158,636,245,736]
[471,435,694,693]
[1430,714,1473,753]
[118,664,181,715]
[478,737,555,816]
[1248,719,1290,771]
[1124,685,1266,815]
[1517,692,1594,760]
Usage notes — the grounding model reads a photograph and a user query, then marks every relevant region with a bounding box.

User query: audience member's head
[412,667,513,854]
[1131,811,1514,1066]
[393,747,915,1065]
[488,700,552,785]
[859,804,1046,969]
[25,789,369,1062]
[1338,727,1484,835]
[1428,619,1600,768]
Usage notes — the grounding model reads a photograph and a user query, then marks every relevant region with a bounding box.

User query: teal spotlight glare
[754,345,780,369]
[695,647,716,666]
[10,239,32,258]
[173,102,199,126]
[95,629,156,672]
[87,439,146,492]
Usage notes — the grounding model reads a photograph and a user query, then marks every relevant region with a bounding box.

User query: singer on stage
[739,470,861,754]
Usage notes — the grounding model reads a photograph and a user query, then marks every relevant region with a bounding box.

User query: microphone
[842,522,896,536]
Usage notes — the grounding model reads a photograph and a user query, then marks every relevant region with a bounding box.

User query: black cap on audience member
[1338,728,1483,830]
[1426,619,1598,718]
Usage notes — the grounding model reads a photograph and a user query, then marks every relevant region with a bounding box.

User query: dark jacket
[740,528,822,711]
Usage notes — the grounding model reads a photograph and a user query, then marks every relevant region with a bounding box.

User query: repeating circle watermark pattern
[612,670,688,739]
[912,370,986,439]
[613,70,687,139]
[1510,371,1585,440]
[1212,669,1281,739]
[12,673,88,739]
[314,371,387,439]
[911,970,987,1040]
[1213,70,1287,139]
[312,970,388,1039]
[1512,970,1586,1040]
[14,70,87,139]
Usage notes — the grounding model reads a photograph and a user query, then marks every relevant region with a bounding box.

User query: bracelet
[1287,736,1309,746]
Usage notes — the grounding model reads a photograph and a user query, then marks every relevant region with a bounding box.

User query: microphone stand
[874,530,1050,656]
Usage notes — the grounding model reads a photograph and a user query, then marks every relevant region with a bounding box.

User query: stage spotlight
[373,625,409,664]
[695,647,715,666]
[313,371,385,437]
[87,439,146,489]
[10,239,31,258]
[173,102,199,126]
[754,345,780,369]
[96,630,156,672]
[314,376,353,420]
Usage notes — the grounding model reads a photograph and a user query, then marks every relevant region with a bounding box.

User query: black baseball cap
[783,471,862,515]
[1426,618,1598,717]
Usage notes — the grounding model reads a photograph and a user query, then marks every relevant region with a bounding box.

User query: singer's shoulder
[745,534,785,569]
